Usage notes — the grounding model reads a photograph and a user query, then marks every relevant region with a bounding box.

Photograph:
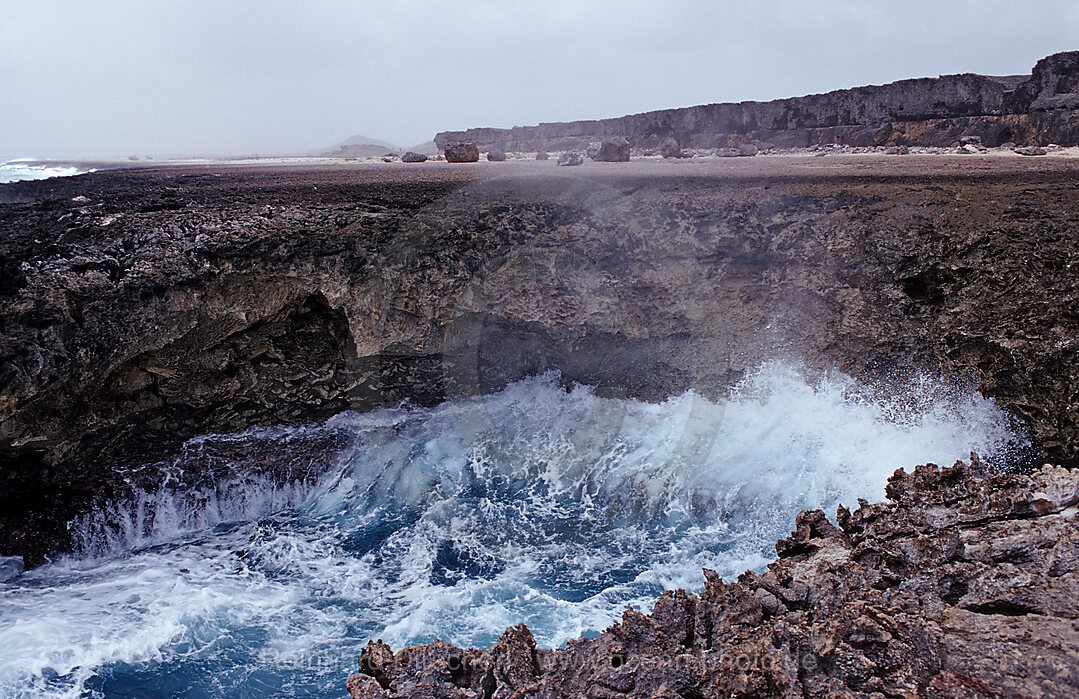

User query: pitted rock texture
[346,458,1079,699]
[434,52,1079,152]
[1,157,1077,563]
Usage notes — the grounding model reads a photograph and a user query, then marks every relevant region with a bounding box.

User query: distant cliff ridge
[435,51,1079,151]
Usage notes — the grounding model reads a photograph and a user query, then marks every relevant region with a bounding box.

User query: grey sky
[2,0,1077,159]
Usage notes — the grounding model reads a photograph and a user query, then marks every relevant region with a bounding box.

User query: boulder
[444,142,480,163]
[535,151,549,160]
[1014,146,1048,156]
[588,136,631,162]
[401,152,427,163]
[487,148,507,162]
[738,143,759,156]
[885,145,911,155]
[660,137,687,159]
[557,151,584,166]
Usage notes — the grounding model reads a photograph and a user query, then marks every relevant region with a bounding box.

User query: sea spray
[0,362,1026,698]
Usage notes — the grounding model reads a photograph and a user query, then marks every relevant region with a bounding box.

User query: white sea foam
[0,159,87,184]
[0,363,1025,698]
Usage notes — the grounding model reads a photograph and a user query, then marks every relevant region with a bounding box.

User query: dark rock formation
[555,151,583,166]
[434,52,1079,152]
[401,152,427,163]
[487,148,506,162]
[659,137,686,159]
[1,158,1077,563]
[588,136,631,162]
[535,151,548,161]
[444,142,480,163]
[345,457,1079,698]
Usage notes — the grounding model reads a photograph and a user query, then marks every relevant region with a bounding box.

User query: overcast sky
[2,0,1077,159]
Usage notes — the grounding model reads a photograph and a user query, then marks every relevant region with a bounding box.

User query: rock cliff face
[345,457,1079,699]
[1,158,1077,563]
[434,52,1079,152]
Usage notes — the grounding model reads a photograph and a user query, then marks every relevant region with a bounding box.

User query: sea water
[0,363,1025,698]
[0,159,87,184]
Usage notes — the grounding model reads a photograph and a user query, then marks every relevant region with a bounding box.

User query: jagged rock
[588,136,630,162]
[486,149,506,162]
[535,151,548,160]
[345,460,1079,698]
[401,152,427,163]
[884,145,910,155]
[444,142,480,163]
[556,151,583,166]
[737,143,758,156]
[660,137,687,159]
[1014,145,1048,156]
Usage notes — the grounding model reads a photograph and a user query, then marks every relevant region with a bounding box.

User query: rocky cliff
[1,157,1077,563]
[435,52,1079,151]
[345,457,1079,699]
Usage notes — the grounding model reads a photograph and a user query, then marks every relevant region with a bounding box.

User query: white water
[0,363,1025,698]
[0,159,87,183]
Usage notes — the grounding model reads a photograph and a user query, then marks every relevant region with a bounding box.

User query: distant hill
[405,141,439,155]
[319,134,401,158]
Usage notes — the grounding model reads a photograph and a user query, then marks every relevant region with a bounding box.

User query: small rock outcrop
[444,142,480,163]
[556,151,583,166]
[486,148,506,162]
[400,152,427,163]
[347,458,1079,698]
[1015,145,1048,156]
[588,136,631,162]
[535,151,549,160]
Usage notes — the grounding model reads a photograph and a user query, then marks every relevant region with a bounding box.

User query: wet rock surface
[0,157,1077,563]
[347,457,1079,698]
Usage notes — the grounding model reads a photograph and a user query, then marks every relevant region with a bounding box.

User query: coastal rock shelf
[346,457,1079,699]
[1,157,1077,564]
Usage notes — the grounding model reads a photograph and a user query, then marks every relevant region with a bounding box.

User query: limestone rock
[1,162,1077,563]
[660,137,687,159]
[556,151,583,166]
[588,136,630,162]
[444,142,480,163]
[435,51,1079,152]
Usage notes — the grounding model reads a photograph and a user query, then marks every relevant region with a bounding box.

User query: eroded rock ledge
[2,159,1078,564]
[345,457,1079,699]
